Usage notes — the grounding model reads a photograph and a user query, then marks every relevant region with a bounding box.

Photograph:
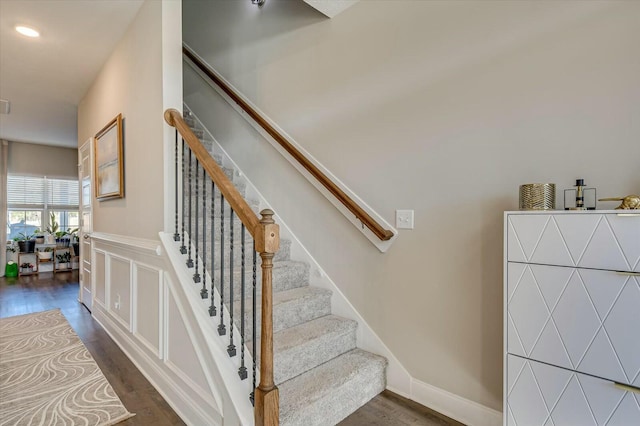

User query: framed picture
[94,114,124,200]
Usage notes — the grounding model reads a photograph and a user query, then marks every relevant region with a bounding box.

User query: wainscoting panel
[90,232,222,425]
[133,262,162,358]
[94,250,106,306]
[109,255,132,330]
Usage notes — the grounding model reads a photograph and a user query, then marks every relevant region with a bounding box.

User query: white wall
[78,0,165,240]
[183,0,640,412]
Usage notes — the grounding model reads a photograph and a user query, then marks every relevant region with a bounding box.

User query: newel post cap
[256,209,279,253]
[164,108,180,126]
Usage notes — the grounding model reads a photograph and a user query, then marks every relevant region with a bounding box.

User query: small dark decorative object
[564,179,596,210]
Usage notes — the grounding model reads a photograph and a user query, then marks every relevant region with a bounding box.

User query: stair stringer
[160,231,256,425]
[184,104,413,398]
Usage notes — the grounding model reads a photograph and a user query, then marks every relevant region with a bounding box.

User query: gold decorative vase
[519,183,556,210]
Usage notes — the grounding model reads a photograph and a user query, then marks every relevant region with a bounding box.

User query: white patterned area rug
[0,309,134,426]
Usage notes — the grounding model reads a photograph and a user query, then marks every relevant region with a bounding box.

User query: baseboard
[410,378,502,426]
[93,307,222,426]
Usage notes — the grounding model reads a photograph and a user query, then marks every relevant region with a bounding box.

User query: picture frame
[94,114,124,200]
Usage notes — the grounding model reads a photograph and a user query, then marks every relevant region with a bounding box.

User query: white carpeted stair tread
[211,260,310,295]
[279,348,387,426]
[199,237,291,265]
[272,315,357,384]
[234,286,332,337]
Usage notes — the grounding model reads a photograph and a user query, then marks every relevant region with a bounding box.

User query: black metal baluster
[186,149,194,267]
[218,193,226,336]
[193,159,201,282]
[200,168,208,298]
[227,209,236,357]
[250,240,257,405]
[173,130,180,241]
[180,139,187,254]
[238,223,247,379]
[209,180,217,316]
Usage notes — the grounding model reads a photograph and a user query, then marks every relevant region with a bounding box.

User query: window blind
[7,175,45,207]
[47,178,79,208]
[7,175,79,209]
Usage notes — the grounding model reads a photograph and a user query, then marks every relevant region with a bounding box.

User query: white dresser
[504,211,640,425]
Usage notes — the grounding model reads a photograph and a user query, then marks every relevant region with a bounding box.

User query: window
[6,175,79,240]
[52,211,79,231]
[7,210,42,240]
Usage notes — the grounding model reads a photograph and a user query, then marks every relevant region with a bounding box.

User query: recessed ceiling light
[16,26,40,38]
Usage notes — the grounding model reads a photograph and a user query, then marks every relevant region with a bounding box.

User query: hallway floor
[0,272,463,426]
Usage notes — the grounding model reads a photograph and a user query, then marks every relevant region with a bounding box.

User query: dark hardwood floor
[1,272,464,426]
[340,390,465,426]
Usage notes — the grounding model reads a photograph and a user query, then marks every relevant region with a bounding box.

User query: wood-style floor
[0,271,184,426]
[0,272,464,426]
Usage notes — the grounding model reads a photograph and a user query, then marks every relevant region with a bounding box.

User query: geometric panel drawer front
[506,211,640,426]
[507,355,640,426]
[507,213,640,272]
[508,263,640,385]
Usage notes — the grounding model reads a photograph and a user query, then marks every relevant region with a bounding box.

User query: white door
[78,139,93,311]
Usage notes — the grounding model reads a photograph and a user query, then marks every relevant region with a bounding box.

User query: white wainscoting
[90,232,223,425]
[132,261,163,358]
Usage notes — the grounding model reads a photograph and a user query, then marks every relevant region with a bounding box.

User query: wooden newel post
[254,209,280,426]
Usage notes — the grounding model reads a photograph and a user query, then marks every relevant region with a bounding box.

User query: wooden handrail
[164,109,260,235]
[182,45,394,242]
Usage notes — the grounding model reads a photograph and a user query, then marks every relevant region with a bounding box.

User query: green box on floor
[5,261,18,277]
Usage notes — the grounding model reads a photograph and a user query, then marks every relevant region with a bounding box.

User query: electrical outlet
[396,210,414,229]
[114,293,121,310]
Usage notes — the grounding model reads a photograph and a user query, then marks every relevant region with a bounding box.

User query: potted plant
[19,262,34,273]
[33,229,45,244]
[45,212,59,244]
[37,247,54,261]
[56,251,72,269]
[14,233,36,253]
[5,243,18,264]
[54,230,69,248]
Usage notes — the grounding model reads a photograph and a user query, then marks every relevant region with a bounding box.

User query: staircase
[177,107,387,425]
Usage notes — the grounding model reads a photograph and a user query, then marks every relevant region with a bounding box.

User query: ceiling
[0,0,144,148]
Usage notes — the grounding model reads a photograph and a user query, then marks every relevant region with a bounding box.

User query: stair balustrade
[164,108,280,425]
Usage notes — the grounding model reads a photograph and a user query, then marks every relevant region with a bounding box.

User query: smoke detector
[0,99,10,115]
